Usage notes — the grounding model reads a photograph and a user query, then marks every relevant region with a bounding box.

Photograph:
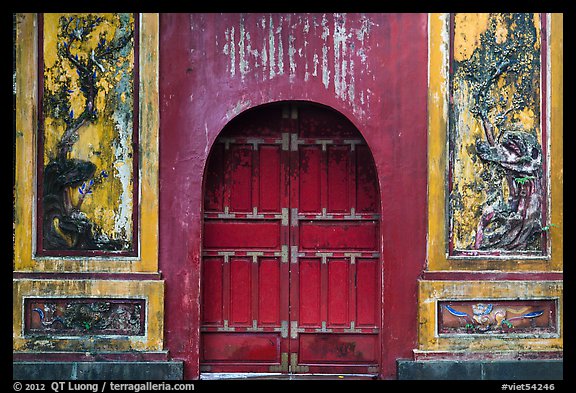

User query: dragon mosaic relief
[450,14,550,254]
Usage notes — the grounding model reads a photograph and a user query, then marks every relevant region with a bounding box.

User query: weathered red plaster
[159,13,428,379]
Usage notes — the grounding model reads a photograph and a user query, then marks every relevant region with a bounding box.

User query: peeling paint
[220,13,375,119]
[226,99,252,121]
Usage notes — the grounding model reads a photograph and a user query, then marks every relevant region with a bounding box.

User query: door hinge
[344,320,362,333]
[316,207,333,219]
[344,207,359,219]
[291,208,299,226]
[269,352,289,372]
[291,246,304,264]
[247,138,264,150]
[344,252,362,264]
[248,206,264,218]
[276,132,290,151]
[315,139,333,151]
[246,251,264,263]
[315,321,333,333]
[219,137,235,150]
[290,320,305,339]
[247,320,263,332]
[291,105,298,120]
[280,245,288,263]
[217,206,235,218]
[280,207,289,226]
[290,133,303,151]
[274,320,289,338]
[343,139,363,151]
[315,252,333,264]
[217,251,235,263]
[217,320,235,331]
[290,353,309,373]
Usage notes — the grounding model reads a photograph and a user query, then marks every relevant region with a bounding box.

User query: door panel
[327,259,350,326]
[230,257,252,326]
[298,334,379,363]
[201,102,380,375]
[202,257,224,325]
[298,258,322,326]
[258,146,282,212]
[299,221,379,250]
[204,221,281,249]
[258,258,281,325]
[298,146,322,213]
[202,332,281,362]
[356,258,379,327]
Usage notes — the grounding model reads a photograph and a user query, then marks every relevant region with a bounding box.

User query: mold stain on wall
[40,13,136,253]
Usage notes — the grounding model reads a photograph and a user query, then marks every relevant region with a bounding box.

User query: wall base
[13,361,184,380]
[397,359,563,380]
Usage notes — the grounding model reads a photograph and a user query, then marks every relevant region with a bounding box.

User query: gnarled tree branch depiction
[42,15,133,251]
[455,14,545,251]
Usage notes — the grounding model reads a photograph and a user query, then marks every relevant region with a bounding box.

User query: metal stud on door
[201,102,381,375]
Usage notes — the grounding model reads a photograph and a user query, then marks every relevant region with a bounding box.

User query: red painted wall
[159,13,428,379]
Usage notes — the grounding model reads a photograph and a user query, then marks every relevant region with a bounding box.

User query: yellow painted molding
[548,13,563,272]
[13,13,160,273]
[426,13,563,272]
[13,14,37,271]
[13,278,165,352]
[417,280,563,352]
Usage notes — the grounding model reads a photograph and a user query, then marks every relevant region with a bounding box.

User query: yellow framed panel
[417,280,563,353]
[426,13,563,271]
[14,13,159,273]
[13,279,165,352]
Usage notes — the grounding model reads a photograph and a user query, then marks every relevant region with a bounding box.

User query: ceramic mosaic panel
[448,13,550,257]
[438,299,557,336]
[38,13,138,255]
[24,298,145,336]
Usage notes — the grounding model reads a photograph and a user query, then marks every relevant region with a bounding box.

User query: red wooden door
[201,102,381,375]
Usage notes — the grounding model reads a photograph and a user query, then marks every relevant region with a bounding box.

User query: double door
[201,102,381,375]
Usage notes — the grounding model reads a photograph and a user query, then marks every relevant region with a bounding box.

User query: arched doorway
[201,101,382,376]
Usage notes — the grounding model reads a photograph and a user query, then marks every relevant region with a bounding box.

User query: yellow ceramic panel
[13,279,165,352]
[417,280,562,353]
[427,13,563,271]
[451,13,543,254]
[42,13,135,252]
[14,13,159,272]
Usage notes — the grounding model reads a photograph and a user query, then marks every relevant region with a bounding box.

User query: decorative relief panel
[39,13,138,255]
[13,279,164,352]
[427,13,562,271]
[25,298,145,336]
[417,280,563,354]
[439,300,557,336]
[449,13,549,257]
[14,13,159,272]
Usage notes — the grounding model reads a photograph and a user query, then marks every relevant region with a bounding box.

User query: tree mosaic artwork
[449,13,549,255]
[40,14,136,253]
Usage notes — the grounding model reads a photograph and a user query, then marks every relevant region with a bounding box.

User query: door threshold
[200,373,378,380]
